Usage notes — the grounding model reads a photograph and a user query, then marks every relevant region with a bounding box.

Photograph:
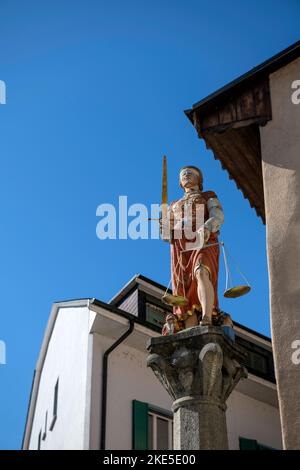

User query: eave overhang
[185,40,300,223]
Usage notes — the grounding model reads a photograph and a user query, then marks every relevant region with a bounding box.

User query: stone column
[147,325,247,450]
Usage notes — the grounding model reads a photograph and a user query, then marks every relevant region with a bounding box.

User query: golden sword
[161,155,168,223]
[148,155,168,222]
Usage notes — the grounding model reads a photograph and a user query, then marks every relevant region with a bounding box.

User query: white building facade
[23,275,282,450]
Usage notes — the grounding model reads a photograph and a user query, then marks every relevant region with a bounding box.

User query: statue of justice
[159,157,250,336]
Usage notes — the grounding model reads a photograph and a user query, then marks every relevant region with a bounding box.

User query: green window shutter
[239,437,258,450]
[257,443,275,450]
[132,400,149,450]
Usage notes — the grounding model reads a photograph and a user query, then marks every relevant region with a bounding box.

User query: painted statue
[161,164,227,335]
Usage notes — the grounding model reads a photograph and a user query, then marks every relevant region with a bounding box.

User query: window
[236,337,275,383]
[148,411,173,450]
[49,378,59,431]
[145,303,166,329]
[132,400,173,450]
[239,437,276,450]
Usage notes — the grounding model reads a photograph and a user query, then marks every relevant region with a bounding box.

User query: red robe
[170,190,220,323]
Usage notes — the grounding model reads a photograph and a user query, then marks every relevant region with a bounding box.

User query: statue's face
[180,168,200,189]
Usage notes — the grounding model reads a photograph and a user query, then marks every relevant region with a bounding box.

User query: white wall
[88,332,107,450]
[227,390,282,449]
[91,334,173,450]
[28,306,91,450]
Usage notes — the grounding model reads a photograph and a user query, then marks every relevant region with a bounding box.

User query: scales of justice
[157,156,251,336]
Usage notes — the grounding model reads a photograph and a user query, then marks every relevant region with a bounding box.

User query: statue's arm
[204,197,224,234]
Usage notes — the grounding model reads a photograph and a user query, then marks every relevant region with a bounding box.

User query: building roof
[184,40,300,222]
[109,273,172,306]
[185,40,300,119]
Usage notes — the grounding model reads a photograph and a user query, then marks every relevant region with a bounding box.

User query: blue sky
[0,0,299,450]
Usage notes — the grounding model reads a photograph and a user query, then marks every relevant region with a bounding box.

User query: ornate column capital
[147,326,247,450]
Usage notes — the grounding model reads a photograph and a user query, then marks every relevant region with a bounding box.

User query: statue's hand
[204,227,211,243]
[159,217,172,242]
[197,226,211,244]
